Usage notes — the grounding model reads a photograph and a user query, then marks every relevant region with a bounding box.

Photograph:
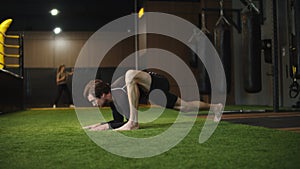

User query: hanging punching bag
[198,5,212,94]
[214,19,232,93]
[242,10,262,93]
[213,0,231,93]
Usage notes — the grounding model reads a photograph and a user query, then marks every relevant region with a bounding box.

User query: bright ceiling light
[50,9,59,16]
[53,27,62,34]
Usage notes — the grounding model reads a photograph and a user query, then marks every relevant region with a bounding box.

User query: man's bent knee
[125,70,140,84]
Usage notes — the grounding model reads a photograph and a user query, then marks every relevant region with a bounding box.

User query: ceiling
[0,0,203,32]
[0,0,135,32]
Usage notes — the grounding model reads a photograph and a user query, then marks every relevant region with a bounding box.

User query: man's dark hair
[95,81,111,98]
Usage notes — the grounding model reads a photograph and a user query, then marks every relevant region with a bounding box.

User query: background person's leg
[63,85,74,106]
[53,85,63,107]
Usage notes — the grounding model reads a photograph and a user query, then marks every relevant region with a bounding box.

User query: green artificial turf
[0,108,299,169]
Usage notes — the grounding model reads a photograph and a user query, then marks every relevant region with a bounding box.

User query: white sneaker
[69,104,75,108]
[53,104,56,108]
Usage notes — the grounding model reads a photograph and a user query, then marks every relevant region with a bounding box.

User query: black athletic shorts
[109,71,178,127]
[148,72,178,108]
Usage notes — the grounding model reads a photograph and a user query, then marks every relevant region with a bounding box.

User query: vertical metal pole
[295,0,300,77]
[273,0,279,112]
[134,0,139,70]
[20,33,24,110]
[19,33,24,77]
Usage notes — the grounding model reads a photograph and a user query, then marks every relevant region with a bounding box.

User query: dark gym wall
[232,0,273,106]
[21,32,90,107]
[19,0,297,108]
[23,32,91,68]
[20,31,136,107]
[274,0,298,107]
[0,69,23,113]
[146,0,291,107]
[144,0,234,103]
[20,0,297,108]
[233,0,296,107]
[17,1,235,108]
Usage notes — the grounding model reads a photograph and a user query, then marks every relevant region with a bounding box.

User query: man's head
[83,80,112,107]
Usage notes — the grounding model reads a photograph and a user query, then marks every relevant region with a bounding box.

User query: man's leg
[115,70,151,131]
[173,98,223,122]
[173,98,211,112]
[89,123,110,131]
[83,123,103,129]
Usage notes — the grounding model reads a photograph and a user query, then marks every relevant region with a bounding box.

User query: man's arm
[106,102,127,129]
[83,103,126,131]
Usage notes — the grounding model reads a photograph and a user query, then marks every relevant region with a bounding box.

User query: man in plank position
[83,69,223,131]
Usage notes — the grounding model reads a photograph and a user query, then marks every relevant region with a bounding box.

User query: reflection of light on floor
[279,127,300,133]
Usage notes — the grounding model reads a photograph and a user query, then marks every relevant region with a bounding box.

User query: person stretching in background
[53,64,74,108]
